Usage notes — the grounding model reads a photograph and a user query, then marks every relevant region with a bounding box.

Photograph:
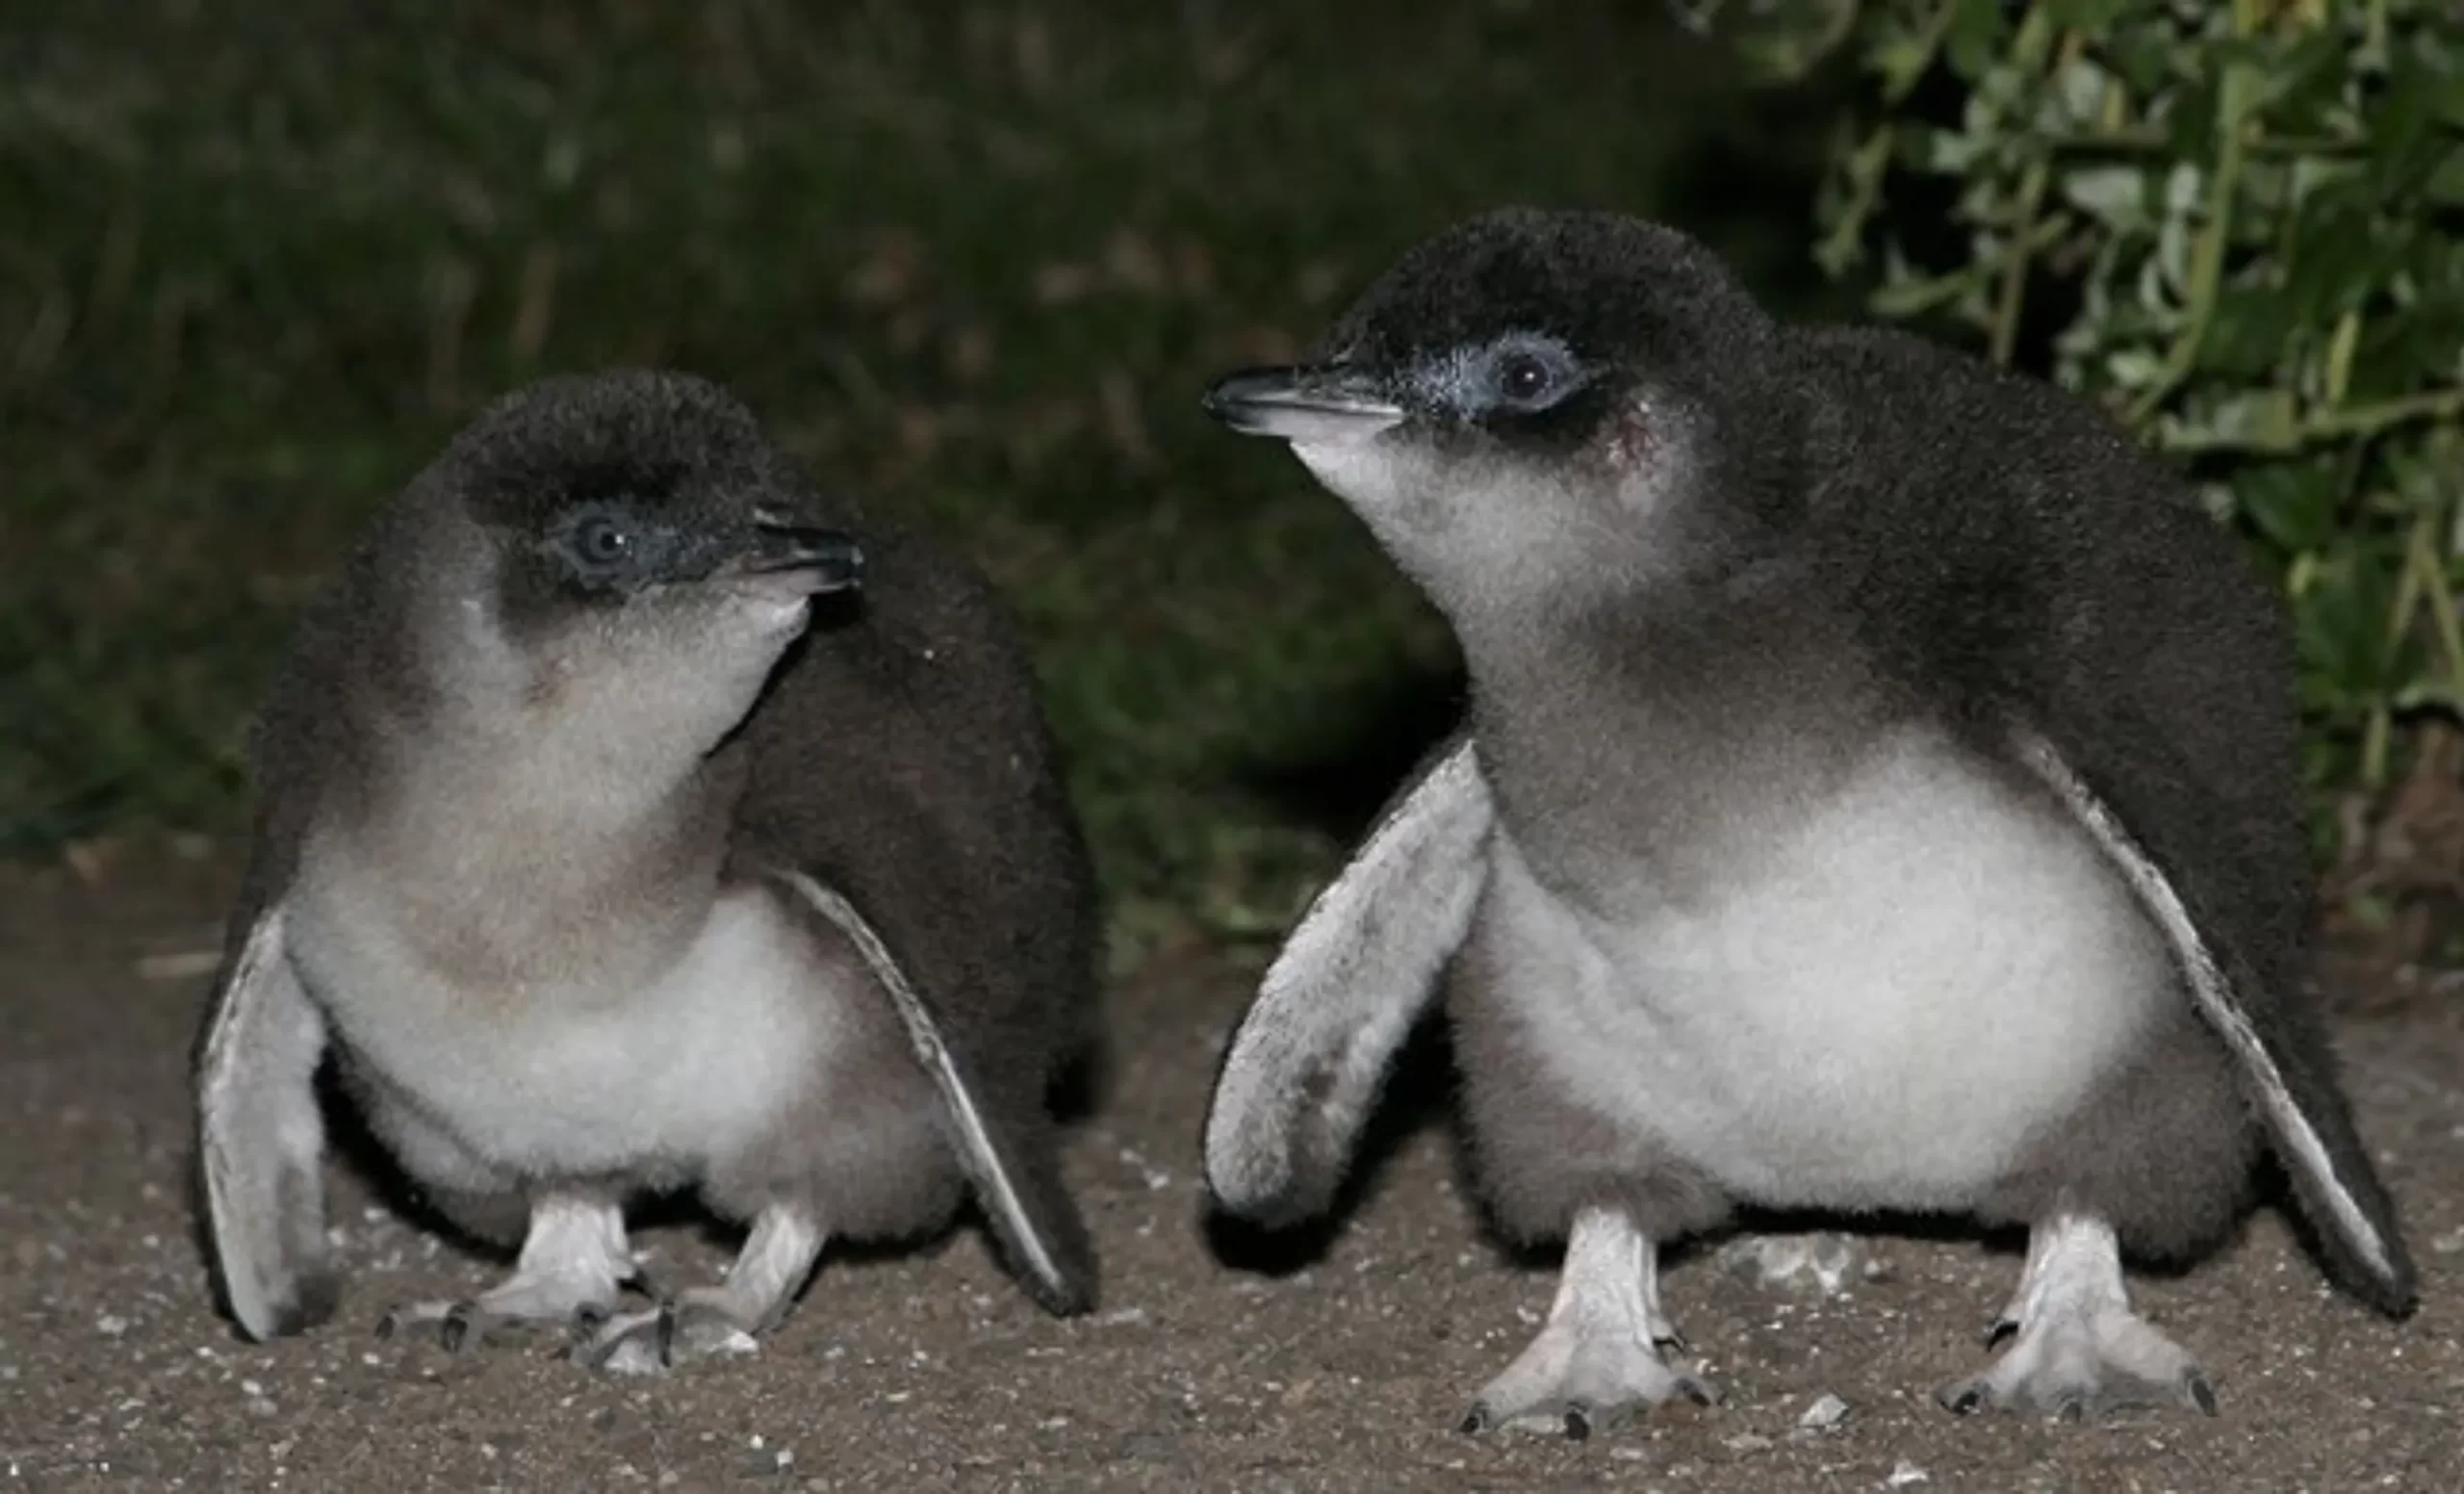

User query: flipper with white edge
[2013,726,2416,1315]
[769,869,1097,1315]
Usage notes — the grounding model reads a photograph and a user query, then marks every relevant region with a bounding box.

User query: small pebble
[1799,1393,1850,1430]
[1886,1460,1930,1487]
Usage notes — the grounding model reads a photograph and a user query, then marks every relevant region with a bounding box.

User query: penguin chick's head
[388,369,865,758]
[1204,208,1807,616]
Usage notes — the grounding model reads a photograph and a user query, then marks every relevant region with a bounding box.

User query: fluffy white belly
[1479,729,2173,1211]
[285,869,837,1178]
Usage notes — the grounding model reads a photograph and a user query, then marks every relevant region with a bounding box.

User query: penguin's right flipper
[766,868,1099,1317]
[194,901,339,1341]
[1204,730,1494,1226]
[2009,725,2417,1316]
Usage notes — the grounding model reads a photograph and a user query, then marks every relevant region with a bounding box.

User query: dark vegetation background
[3,0,2457,973]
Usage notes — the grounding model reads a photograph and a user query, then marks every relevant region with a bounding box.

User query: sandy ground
[1,856,2458,1493]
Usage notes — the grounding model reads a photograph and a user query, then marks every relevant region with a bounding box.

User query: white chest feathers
[1475,729,2174,1212]
[283,860,845,1178]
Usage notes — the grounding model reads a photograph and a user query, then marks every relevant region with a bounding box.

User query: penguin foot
[372,1195,633,1353]
[1937,1307,2212,1421]
[1461,1206,1716,1440]
[1938,1211,2216,1422]
[1463,1322,1720,1440]
[578,1294,763,1376]
[574,1203,826,1377]
[373,1274,618,1353]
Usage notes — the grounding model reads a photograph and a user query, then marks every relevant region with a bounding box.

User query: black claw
[2187,1373,2219,1417]
[1656,1329,1690,1355]
[1563,1405,1592,1442]
[440,1302,477,1353]
[1983,1318,2017,1349]
[2057,1398,2087,1425]
[372,1312,399,1342]
[654,1301,679,1368]
[1458,1405,1491,1436]
[572,1303,609,1335]
[1947,1385,1985,1415]
[1682,1380,1718,1408]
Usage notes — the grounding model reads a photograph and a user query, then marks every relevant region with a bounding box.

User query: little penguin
[194,369,1101,1373]
[1197,207,2417,1436]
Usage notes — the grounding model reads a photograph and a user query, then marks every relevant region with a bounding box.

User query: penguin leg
[1937,1211,2215,1421]
[579,1203,826,1376]
[375,1195,635,1351]
[1462,1207,1719,1441]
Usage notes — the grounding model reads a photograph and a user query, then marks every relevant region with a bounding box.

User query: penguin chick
[195,370,1101,1374]
[1199,208,2415,1437]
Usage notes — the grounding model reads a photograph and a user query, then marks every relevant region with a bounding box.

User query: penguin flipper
[1204,730,1494,1226]
[767,869,1098,1316]
[2009,725,2417,1316]
[194,901,339,1341]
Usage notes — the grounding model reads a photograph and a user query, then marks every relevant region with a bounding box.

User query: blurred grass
[0,0,1840,964]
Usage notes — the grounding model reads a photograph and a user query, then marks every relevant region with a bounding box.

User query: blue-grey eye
[1499,350,1556,405]
[569,514,634,569]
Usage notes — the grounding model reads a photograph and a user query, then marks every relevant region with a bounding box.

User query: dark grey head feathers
[398,372,861,661]
[1205,208,1809,616]
[449,376,860,609]
[270,371,881,818]
[1315,207,1776,401]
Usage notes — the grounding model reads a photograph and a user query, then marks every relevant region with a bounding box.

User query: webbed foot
[1940,1212,2216,1421]
[1461,1207,1719,1440]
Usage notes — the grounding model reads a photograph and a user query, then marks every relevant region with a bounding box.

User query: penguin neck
[333,597,752,936]
[1453,567,1892,903]
[319,680,744,997]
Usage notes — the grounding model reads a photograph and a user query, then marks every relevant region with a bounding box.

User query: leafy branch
[1704,0,2464,843]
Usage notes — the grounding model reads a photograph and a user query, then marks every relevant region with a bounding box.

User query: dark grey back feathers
[726,526,1106,1303]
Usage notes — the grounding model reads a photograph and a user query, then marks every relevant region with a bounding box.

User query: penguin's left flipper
[767,869,1097,1317]
[2010,723,2417,1316]
[195,899,340,1341]
[1204,730,1494,1227]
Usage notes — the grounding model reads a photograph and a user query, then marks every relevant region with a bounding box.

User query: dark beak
[1201,364,1405,444]
[738,521,865,594]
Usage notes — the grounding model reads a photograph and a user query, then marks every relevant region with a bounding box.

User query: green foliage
[1716,0,2464,830]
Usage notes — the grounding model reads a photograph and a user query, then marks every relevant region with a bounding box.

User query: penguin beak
[729,520,866,595]
[1203,364,1405,445]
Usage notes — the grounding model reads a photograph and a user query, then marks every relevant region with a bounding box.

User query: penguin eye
[1482,341,1581,414]
[1499,352,1555,404]
[562,512,639,576]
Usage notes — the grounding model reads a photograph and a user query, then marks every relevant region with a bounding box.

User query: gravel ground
[2,857,2457,1492]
